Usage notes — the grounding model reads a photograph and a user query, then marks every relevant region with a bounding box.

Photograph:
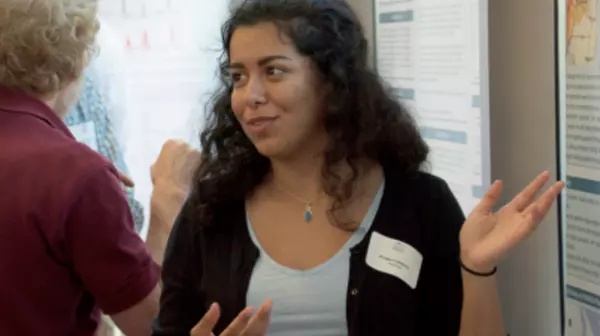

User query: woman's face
[229,22,328,160]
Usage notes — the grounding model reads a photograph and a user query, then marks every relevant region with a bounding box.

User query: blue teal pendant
[304,204,313,222]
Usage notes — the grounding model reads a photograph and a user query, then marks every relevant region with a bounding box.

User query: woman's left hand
[459,171,565,273]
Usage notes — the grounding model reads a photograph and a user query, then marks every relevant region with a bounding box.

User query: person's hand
[147,140,201,244]
[459,171,565,273]
[151,139,201,196]
[191,300,272,336]
[117,171,134,188]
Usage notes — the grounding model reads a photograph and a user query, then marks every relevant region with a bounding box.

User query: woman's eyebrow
[229,55,292,69]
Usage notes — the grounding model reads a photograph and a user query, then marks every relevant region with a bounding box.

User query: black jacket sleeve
[152,202,206,335]
[419,178,465,335]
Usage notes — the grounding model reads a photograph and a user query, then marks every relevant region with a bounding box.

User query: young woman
[153,1,564,335]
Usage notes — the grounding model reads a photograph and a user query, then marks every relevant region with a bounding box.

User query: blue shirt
[65,70,145,232]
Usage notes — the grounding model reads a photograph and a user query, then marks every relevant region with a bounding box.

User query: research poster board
[373,0,490,213]
[98,0,228,237]
[559,0,600,334]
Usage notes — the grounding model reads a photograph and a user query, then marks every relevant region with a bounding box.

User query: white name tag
[68,121,98,151]
[366,231,423,289]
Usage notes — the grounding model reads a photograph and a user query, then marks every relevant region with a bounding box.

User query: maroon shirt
[0,87,160,335]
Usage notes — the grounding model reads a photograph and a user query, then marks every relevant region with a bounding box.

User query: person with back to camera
[152,1,565,335]
[0,0,199,335]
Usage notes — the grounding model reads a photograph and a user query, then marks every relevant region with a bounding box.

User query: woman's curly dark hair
[191,0,428,228]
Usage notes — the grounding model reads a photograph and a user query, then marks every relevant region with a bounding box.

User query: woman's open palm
[459,171,565,272]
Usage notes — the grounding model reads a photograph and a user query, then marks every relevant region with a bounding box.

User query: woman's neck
[268,155,324,202]
[266,156,380,202]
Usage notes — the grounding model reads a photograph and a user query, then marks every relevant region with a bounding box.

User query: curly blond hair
[0,0,99,98]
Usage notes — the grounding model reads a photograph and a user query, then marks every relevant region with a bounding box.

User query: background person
[0,1,197,335]
[65,16,145,232]
[65,69,146,231]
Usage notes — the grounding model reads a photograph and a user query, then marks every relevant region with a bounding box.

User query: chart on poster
[373,0,490,213]
[559,0,600,335]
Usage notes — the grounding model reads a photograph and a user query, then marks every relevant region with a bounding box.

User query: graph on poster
[373,0,490,213]
[559,0,600,335]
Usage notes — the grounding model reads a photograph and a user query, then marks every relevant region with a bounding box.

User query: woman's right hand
[191,300,272,336]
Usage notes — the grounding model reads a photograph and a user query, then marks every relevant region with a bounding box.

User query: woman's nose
[244,78,266,107]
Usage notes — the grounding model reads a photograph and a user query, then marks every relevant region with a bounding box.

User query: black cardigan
[152,169,465,336]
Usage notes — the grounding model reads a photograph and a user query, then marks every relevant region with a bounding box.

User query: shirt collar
[0,86,74,138]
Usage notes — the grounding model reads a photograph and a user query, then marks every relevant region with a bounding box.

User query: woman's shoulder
[376,169,464,258]
[384,168,456,203]
[173,197,246,237]
[408,171,449,189]
[378,168,464,235]
[166,197,256,274]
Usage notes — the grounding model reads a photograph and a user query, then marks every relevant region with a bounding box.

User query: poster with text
[373,0,490,213]
[560,0,600,335]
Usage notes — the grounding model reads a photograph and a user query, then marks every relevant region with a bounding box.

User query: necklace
[274,184,324,223]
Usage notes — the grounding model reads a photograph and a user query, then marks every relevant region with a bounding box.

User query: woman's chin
[255,145,281,159]
[253,140,288,160]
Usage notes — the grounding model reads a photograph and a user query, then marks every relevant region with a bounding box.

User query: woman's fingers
[523,181,566,223]
[507,171,551,212]
[241,299,272,336]
[220,306,256,336]
[191,300,272,336]
[471,180,503,216]
[191,303,221,336]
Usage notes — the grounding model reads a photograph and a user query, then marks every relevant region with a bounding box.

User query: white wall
[488,0,562,335]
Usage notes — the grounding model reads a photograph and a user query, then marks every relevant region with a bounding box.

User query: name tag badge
[68,121,99,151]
[366,231,423,289]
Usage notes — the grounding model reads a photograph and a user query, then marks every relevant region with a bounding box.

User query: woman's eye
[230,73,245,82]
[266,67,285,76]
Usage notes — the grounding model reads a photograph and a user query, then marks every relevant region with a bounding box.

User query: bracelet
[459,258,497,277]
